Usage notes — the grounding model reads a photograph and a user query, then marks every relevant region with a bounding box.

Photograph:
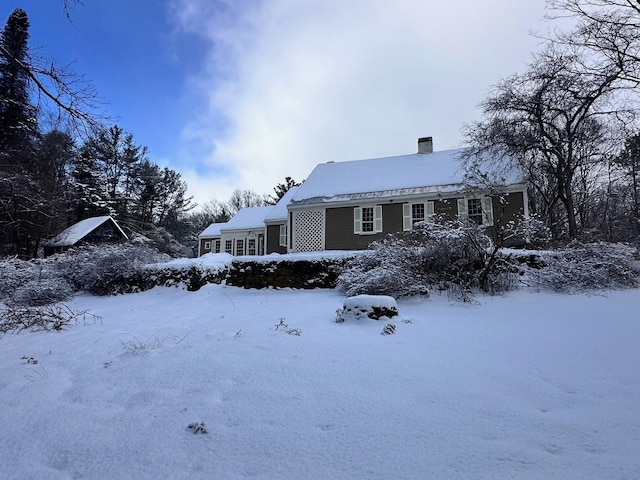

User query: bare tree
[547,1,640,82]
[227,189,270,214]
[1,2,106,135]
[463,37,635,239]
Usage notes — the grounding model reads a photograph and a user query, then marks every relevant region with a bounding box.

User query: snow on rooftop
[289,148,523,205]
[222,206,274,232]
[264,186,299,222]
[198,222,225,238]
[46,216,125,247]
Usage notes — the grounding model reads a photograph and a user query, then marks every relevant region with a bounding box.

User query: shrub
[0,257,37,301]
[338,218,494,298]
[9,278,75,307]
[54,244,166,295]
[529,242,639,293]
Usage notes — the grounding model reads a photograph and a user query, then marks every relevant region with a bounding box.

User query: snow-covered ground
[1,285,639,479]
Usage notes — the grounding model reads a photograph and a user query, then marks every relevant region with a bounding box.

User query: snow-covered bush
[9,278,75,307]
[529,242,639,293]
[338,218,494,298]
[54,244,166,295]
[0,257,38,302]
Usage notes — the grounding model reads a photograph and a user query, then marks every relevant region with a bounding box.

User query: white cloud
[169,0,546,207]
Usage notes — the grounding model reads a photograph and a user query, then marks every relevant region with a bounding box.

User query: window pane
[361,207,374,232]
[412,203,424,224]
[468,198,483,224]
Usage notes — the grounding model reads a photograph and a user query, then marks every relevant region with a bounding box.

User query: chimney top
[418,137,433,154]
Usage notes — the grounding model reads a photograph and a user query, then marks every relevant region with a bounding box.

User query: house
[197,137,528,256]
[284,137,528,253]
[44,215,128,256]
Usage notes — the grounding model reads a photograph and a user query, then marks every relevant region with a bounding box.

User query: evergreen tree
[269,176,300,204]
[71,144,110,221]
[0,9,42,257]
[0,8,39,170]
[82,125,147,222]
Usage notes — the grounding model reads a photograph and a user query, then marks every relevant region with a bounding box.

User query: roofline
[288,183,527,210]
[220,226,267,235]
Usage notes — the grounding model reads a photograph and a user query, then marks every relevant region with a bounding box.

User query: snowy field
[1,284,639,479]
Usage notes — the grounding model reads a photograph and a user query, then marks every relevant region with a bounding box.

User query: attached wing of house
[219,206,273,256]
[198,188,300,257]
[197,222,225,256]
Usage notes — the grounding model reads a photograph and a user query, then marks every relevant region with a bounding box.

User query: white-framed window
[224,239,233,254]
[235,238,245,256]
[403,201,435,231]
[457,197,494,226]
[214,239,221,253]
[279,224,288,247]
[248,238,256,255]
[204,241,211,251]
[354,205,382,234]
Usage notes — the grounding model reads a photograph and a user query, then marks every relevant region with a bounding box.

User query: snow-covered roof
[289,148,523,206]
[198,222,225,238]
[264,186,299,223]
[46,216,127,247]
[222,206,273,232]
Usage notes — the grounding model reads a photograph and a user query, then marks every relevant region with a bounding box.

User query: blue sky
[3,1,548,207]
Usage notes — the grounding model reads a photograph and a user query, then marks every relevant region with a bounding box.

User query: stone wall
[225,259,349,289]
[125,257,353,292]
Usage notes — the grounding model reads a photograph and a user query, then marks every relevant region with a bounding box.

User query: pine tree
[0,9,42,257]
[71,145,110,221]
[269,176,300,204]
[0,8,39,171]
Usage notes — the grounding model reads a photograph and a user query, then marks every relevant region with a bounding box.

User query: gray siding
[325,203,403,250]
[322,191,527,250]
[498,191,526,220]
[198,236,221,256]
[489,191,526,245]
[266,224,287,254]
[199,238,210,256]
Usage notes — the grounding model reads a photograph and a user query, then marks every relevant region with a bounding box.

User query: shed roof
[46,216,127,247]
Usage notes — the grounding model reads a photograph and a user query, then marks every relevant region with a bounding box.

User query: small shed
[44,216,128,256]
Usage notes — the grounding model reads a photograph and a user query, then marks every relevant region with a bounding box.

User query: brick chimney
[418,136,433,154]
